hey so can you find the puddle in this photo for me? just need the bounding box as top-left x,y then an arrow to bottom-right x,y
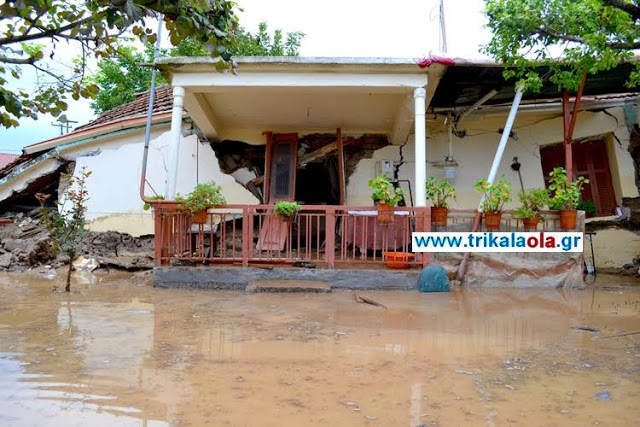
0,272 -> 639,425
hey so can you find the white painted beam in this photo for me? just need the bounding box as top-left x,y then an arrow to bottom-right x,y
414,87 -> 427,207
390,94 -> 414,145
172,72 -> 428,89
184,92 -> 220,140
166,86 -> 185,199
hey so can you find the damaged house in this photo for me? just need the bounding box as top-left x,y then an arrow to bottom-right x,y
0,56 -> 638,286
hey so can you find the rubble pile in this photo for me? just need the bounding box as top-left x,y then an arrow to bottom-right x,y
0,210 -> 154,271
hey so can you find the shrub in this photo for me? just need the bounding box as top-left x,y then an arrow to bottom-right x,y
474,174 -> 512,213
425,176 -> 456,208
368,175 -> 404,206
548,167 -> 589,210
176,182 -> 227,213
274,201 -> 301,218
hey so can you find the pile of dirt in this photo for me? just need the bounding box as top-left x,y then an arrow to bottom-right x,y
0,210 -> 154,271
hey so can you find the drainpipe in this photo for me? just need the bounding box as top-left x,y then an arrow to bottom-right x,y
139,16 -> 164,203
166,86 -> 186,199
455,85 -> 524,282
414,87 -> 427,206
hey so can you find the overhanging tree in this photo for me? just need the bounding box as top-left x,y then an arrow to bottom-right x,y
483,0 -> 640,179
0,0 -> 239,128
90,22 -> 305,115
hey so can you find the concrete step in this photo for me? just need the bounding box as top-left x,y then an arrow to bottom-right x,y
245,279 -> 331,293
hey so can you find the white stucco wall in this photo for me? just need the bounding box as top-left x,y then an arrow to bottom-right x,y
59,125 -> 258,236
346,107 -> 639,208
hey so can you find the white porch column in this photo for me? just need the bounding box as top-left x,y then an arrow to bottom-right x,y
414,87 -> 427,207
166,86 -> 185,199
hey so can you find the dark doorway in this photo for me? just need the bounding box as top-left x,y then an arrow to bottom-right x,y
540,139 -> 617,216
295,157 -> 340,205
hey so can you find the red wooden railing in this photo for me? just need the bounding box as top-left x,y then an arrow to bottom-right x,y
152,203 -> 584,269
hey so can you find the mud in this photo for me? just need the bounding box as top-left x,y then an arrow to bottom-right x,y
1,272 -> 639,426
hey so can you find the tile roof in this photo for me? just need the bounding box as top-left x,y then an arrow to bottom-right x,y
74,86 -> 174,132
0,153 -> 18,169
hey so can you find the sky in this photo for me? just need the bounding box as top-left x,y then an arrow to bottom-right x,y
0,0 -> 491,154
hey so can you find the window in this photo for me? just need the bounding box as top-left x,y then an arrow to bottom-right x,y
540,139 -> 617,216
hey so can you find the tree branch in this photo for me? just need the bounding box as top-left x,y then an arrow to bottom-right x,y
0,55 -> 36,65
536,26 -> 640,50
0,17 -> 93,46
602,0 -> 640,21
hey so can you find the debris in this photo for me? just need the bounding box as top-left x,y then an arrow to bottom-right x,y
593,330 -> 640,340
292,261 -> 316,268
364,415 -> 377,420
570,326 -> 600,333
595,391 -> 611,400
73,256 -> 99,272
341,400 -> 357,407
559,409 -> 571,414
355,294 -> 387,309
505,384 -> 515,390
454,370 -> 476,375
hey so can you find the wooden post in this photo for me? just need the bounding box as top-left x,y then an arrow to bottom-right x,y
154,205 -> 164,266
562,73 -> 587,181
262,131 -> 273,203
562,89 -> 573,180
325,207 -> 336,269
242,206 -> 250,267
336,128 -> 346,205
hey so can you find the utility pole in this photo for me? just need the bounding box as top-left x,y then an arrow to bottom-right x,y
439,0 -> 447,53
51,119 -> 79,135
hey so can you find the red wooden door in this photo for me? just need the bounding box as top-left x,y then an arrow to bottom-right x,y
268,133 -> 298,202
540,140 -> 617,216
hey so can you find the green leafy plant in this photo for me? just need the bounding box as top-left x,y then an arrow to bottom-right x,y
274,201 -> 301,218
143,195 -> 165,211
425,177 -> 456,208
0,0 -> 240,128
36,166 -> 91,292
474,174 -> 512,213
515,188 -> 550,219
577,199 -> 597,216
368,175 -> 404,206
176,182 -> 227,214
548,167 -> 589,210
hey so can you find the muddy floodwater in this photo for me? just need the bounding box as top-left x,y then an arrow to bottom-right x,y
0,273 -> 639,426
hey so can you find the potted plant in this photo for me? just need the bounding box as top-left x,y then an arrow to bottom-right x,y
548,167 -> 589,230
368,175 -> 404,223
425,176 -> 456,226
143,195 -> 165,211
577,199 -> 597,218
474,174 -> 512,231
274,200 -> 301,222
515,188 -> 550,230
175,181 -> 227,224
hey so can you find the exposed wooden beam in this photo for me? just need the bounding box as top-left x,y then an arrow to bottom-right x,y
337,128 -> 346,205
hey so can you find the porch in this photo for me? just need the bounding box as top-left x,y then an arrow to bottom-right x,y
152,204 -> 586,288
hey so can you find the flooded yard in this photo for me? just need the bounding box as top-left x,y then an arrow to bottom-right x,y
0,272 -> 639,426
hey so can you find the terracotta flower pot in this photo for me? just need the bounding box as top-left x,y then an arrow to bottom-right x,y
484,212 -> 502,231
377,202 -> 394,223
559,209 -> 577,230
431,206 -> 449,226
523,215 -> 541,230
191,209 -> 209,224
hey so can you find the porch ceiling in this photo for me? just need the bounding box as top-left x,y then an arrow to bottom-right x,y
160,57 -> 431,144
191,87 -> 409,141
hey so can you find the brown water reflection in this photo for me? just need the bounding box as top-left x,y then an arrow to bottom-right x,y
0,272 -> 639,426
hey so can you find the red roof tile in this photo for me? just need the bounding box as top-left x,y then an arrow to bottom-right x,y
74,86 -> 174,132
0,153 -> 19,169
